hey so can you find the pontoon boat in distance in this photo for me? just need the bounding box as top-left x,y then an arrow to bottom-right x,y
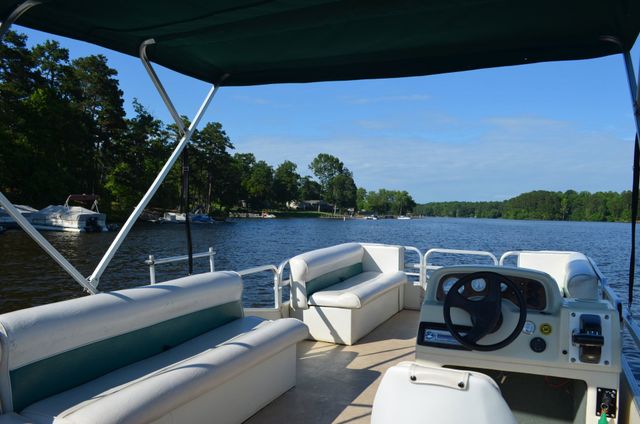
0,204 -> 36,229
30,195 -> 107,232
0,1 -> 639,423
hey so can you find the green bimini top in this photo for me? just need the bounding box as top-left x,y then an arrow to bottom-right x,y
1,0 -> 639,86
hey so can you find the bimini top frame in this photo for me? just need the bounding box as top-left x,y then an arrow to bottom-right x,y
0,0 -> 639,294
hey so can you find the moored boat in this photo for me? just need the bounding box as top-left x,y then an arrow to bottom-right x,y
0,204 -> 37,229
160,212 -> 215,224
29,194 -> 107,233
31,205 -> 108,233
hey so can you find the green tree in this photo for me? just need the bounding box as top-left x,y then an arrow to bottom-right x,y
273,160 -> 300,207
191,122 -> 234,212
309,153 -> 352,195
233,152 -> 256,201
245,160 -> 273,209
325,174 -> 357,213
356,187 -> 368,211
299,176 -> 321,201
69,55 -> 126,191
106,101 -> 172,212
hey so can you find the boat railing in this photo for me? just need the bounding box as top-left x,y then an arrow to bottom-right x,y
600,274 -> 640,405
145,247 -> 216,284
403,246 -> 425,287
423,248 -> 499,282
237,264 -> 281,310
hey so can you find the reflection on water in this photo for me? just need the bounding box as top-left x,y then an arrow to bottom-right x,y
1,218 -> 639,374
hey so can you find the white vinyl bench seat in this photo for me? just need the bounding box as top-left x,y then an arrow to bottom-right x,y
20,316 -> 305,424
308,271 -> 407,309
0,272 -> 308,424
290,243 -> 407,345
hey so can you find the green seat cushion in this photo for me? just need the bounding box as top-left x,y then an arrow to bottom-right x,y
306,263 -> 363,298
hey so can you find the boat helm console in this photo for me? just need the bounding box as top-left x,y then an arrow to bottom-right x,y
414,264 -> 621,423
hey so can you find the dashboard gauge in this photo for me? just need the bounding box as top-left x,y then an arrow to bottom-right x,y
442,278 -> 457,294
471,278 -> 486,292
522,321 -> 536,335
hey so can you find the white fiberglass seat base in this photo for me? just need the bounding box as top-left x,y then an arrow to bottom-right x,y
371,362 -> 516,424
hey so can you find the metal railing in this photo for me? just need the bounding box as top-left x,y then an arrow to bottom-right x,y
404,246 -> 425,287
499,250 -> 530,266
424,248 -> 498,281
237,264 -> 281,310
145,247 -> 215,284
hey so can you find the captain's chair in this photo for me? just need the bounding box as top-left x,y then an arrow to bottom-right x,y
515,251 -> 600,299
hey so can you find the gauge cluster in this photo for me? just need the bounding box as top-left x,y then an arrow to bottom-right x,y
436,273 -> 547,311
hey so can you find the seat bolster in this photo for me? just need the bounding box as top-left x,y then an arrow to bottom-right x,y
1,271 -> 243,372
290,243 -> 364,310
290,243 -> 364,283
21,318 -> 308,424
308,271 -> 407,309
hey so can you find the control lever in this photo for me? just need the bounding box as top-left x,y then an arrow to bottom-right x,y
572,314 -> 603,364
571,333 -> 604,346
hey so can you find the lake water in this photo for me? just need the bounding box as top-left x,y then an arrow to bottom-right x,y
1,217 -> 639,375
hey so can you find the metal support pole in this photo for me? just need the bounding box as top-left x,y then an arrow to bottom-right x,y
208,247 -> 215,272
0,0 -> 40,39
88,45 -> 223,287
148,255 -> 156,284
623,51 -> 640,143
0,192 -> 97,293
139,39 -> 187,134
273,273 -> 281,309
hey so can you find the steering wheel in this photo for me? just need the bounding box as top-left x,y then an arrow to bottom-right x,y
443,271 -> 527,351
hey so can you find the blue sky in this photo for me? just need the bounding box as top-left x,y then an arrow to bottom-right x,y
17,26 -> 640,203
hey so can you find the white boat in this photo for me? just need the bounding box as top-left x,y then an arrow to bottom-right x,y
160,211 -> 186,223
0,2 -> 638,424
397,215 -> 411,220
160,212 -> 215,224
31,205 -> 108,233
0,204 -> 37,229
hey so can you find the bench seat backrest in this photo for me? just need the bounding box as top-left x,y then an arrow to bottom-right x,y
0,271 -> 243,413
517,251 -> 599,299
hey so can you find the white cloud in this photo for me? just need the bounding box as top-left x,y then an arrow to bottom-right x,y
232,114 -> 632,203
343,94 -> 431,105
232,95 -> 271,105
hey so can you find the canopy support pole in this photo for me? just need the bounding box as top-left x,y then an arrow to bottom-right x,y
623,50 -> 640,308
88,40 -> 222,288
0,1 -> 98,295
623,51 -> 640,139
139,39 -> 187,135
0,0 -> 40,39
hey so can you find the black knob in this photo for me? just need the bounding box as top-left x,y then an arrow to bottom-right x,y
530,337 -> 546,353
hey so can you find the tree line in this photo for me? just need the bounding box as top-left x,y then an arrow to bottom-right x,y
415,190 -> 636,222
0,31 -> 418,218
